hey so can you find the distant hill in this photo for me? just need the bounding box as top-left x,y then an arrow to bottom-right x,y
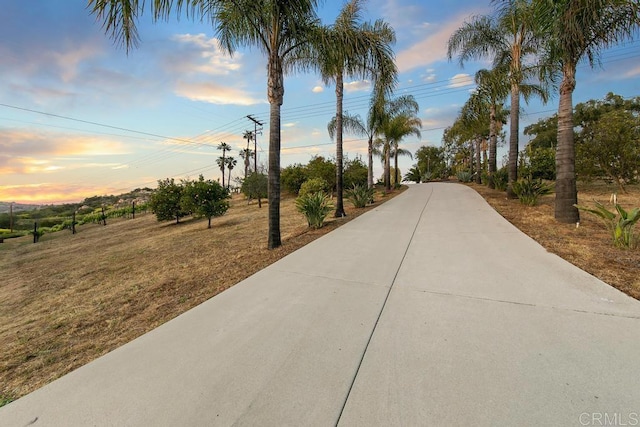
0,202 -> 39,214
0,188 -> 154,214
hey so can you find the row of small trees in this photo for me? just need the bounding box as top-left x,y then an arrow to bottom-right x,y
150,176 -> 230,228
281,155 -> 368,196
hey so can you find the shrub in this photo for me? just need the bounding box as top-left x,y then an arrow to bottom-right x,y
295,192 -> 333,229
511,177 -> 554,206
456,170 -> 472,183
281,164 -> 308,195
492,167 -> 508,191
575,202 -> 640,249
346,184 -> 374,208
299,178 -> 329,198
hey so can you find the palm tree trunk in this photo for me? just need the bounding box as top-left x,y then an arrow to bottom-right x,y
475,138 -> 482,184
506,82 -> 520,198
228,168 -> 232,189
488,104 -> 497,188
267,53 -> 283,249
555,63 -> 579,223
393,146 -> 399,187
221,152 -> 226,189
367,135 -> 374,189
384,143 -> 391,192
334,72 -> 346,217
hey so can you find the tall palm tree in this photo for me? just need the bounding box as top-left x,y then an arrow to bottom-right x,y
239,147 -> 253,179
471,66 -> 510,188
390,144 -> 414,186
374,99 -> 421,191
536,0 -> 640,223
215,156 -> 225,186
447,0 -> 544,197
242,130 -> 253,178
217,142 -> 231,188
226,156 -> 237,189
317,0 -> 396,217
89,0 -> 322,250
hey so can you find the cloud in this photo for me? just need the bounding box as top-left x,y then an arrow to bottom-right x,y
344,80 -> 371,93
623,64 -> 640,78
396,12 -> 485,72
0,182 -> 131,205
448,73 -> 473,88
166,34 -> 243,76
174,81 -> 264,105
0,129 -> 128,174
312,86 -> 324,93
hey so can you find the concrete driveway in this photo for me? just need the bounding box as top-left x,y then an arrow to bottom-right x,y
2,183 -> 639,426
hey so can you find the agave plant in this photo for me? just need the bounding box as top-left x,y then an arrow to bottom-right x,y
575,202 -> 640,249
345,184 -> 374,208
511,177 -> 554,206
295,192 -> 333,229
456,170 -> 472,183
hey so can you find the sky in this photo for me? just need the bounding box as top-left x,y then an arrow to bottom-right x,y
1,0 -> 639,204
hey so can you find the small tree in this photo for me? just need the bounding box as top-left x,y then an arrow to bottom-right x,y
343,156 -> 368,189
150,178 -> 187,224
306,156 -> 337,194
241,172 -> 268,208
181,175 -> 230,229
281,163 -> 309,195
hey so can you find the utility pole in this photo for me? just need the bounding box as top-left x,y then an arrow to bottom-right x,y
247,115 -> 264,174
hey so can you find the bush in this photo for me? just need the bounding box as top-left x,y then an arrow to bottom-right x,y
493,167 -> 508,191
576,202 -> 640,249
456,170 -> 472,183
295,192 -> 333,229
241,172 -> 268,201
345,184 -> 374,208
343,157 -> 368,188
299,178 -> 329,198
281,164 -> 308,195
512,177 -> 553,206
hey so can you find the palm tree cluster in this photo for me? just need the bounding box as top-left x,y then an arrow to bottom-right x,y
89,0 -> 409,248
447,0 -> 639,222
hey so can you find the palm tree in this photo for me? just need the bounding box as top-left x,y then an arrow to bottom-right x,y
327,104 -> 385,190
217,142 -> 231,188
89,0 -> 322,250
390,145 -> 414,187
226,156 -> 237,189
318,0 -> 396,217
447,0 -> 544,197
471,66 -> 510,188
239,147 -> 254,179
536,0 -> 640,223
216,156 -> 225,186
375,95 -> 421,192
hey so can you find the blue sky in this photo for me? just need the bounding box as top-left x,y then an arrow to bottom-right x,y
1,0 -> 639,204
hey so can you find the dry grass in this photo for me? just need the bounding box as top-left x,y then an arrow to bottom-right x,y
0,188 -> 403,403
469,181 -> 640,300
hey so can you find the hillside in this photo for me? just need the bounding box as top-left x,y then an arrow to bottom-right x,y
0,189 -> 401,404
